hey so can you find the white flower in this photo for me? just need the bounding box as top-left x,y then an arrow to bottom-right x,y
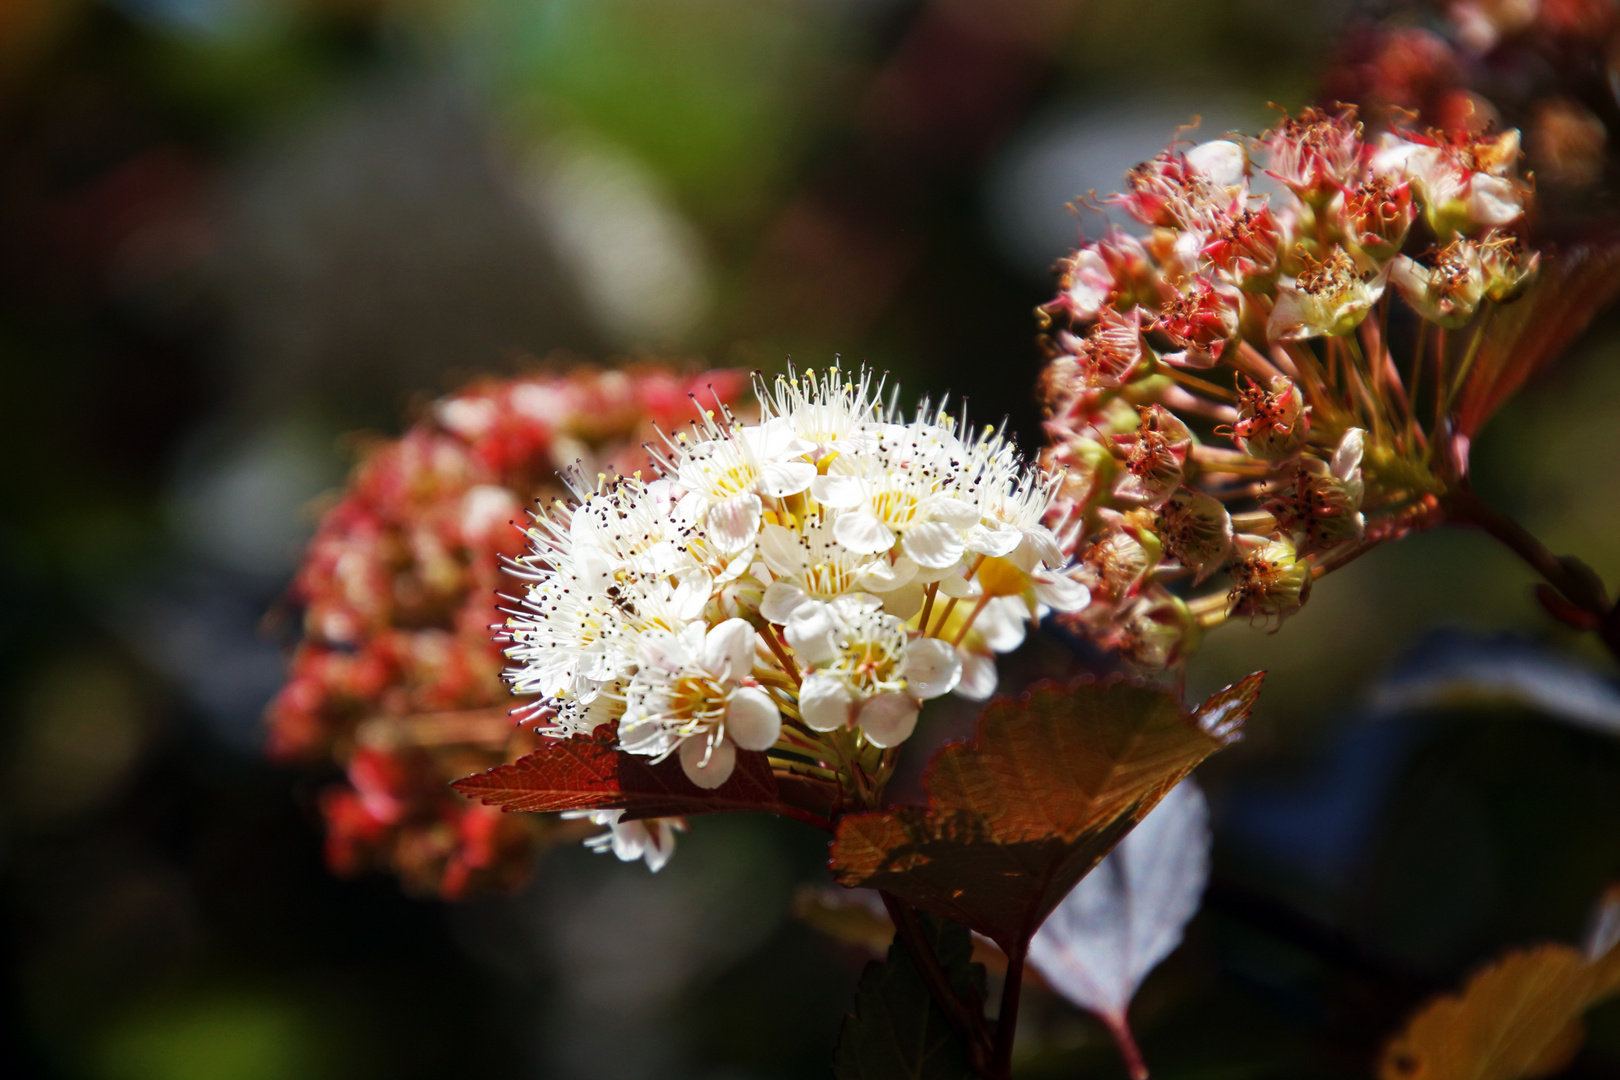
570,810 -> 685,872
620,618 -> 781,788
673,416 -> 817,552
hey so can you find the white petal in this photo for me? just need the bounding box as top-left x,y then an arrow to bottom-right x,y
679,734 -> 736,789
706,494 -> 763,553
608,821 -> 648,864
965,523 -> 1022,557
903,638 -> 962,700
1185,139 -> 1246,186
760,581 -> 810,625
902,520 -> 966,570
672,569 -> 714,620
834,511 -> 895,555
1332,427 -> 1366,481
758,522 -> 802,578
784,601 -> 840,665
1033,572 -> 1091,613
936,571 -> 980,599
1469,174 -> 1524,226
858,692 -> 920,748
642,821 -> 678,873
979,597 -> 1029,653
703,618 -> 757,681
1024,527 -> 1064,570
878,582 -> 926,621
725,687 -> 782,750
931,497 -> 980,529
800,674 -> 854,732
760,458 -> 816,498
811,473 -> 867,509
856,556 -> 918,592
955,652 -> 998,701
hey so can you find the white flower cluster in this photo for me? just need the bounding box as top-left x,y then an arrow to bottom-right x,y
504,366 -> 1089,797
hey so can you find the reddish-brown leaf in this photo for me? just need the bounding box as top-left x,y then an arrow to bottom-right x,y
830,676 -> 1255,953
452,729 -> 787,821
1453,240 -> 1620,441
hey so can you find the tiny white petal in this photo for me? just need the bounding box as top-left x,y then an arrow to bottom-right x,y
955,652 -> 998,701
760,458 -> 817,498
1033,573 -> 1091,613
679,735 -> 737,789
704,618 -> 757,681
810,473 -> 866,508
965,523 -> 1022,557
858,692 -> 920,748
800,674 -> 854,732
835,511 -> 895,555
706,494 -> 763,553
936,572 -> 980,599
856,556 -> 918,592
931,497 -> 980,529
760,581 -> 810,625
784,601 -> 840,665
979,597 -> 1029,653
903,638 -> 962,699
725,687 -> 782,750
877,581 -> 926,621
902,520 -> 966,570
758,522 -> 803,578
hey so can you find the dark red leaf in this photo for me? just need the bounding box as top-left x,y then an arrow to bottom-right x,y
451,729 -> 787,821
829,676 -> 1257,953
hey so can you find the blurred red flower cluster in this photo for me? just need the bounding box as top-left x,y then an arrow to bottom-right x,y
266,363 -> 748,896
1324,0 -> 1620,220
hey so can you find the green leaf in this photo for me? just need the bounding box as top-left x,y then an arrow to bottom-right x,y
833,914 -> 984,1080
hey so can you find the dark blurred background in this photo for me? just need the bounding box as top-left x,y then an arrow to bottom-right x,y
5,1 -> 1620,1077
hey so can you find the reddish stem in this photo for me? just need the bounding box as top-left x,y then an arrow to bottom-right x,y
1102,1011 -> 1150,1080
990,939 -> 1028,1079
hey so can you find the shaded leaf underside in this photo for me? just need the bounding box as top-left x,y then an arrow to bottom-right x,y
833,913 -> 983,1080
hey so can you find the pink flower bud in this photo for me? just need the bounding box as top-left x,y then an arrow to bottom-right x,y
1390,240 -> 1486,328
1344,175 -> 1417,259
1229,376 -> 1310,464
1268,247 -> 1389,341
1261,107 -> 1366,206
1227,534 -> 1312,624
1112,406 -> 1195,508
1155,276 -> 1242,368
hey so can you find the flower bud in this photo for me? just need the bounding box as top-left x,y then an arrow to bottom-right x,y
1058,305 -> 1145,389
1479,230 -> 1540,302
1227,534 -> 1312,623
1044,232 -> 1158,325
1156,487 -> 1234,583
1080,514 -> 1162,605
1344,175 -> 1417,260
1155,276 -> 1242,368
1111,587 -> 1200,670
1269,247 -> 1389,341
1262,107 -> 1365,207
1266,429 -> 1368,553
1371,128 -> 1530,238
1112,405 -> 1195,508
1390,240 -> 1486,328
1231,376 -> 1310,464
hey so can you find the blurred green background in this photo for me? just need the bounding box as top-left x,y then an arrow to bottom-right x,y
4,1 -> 1620,1077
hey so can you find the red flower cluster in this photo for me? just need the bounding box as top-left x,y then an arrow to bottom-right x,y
267,364 -> 748,897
